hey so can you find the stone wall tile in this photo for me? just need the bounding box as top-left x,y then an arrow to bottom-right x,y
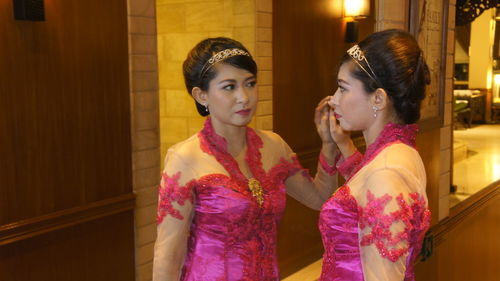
134,130 -> 160,151
136,223 -> 157,246
132,72 -> 159,92
256,0 -> 272,12
129,0 -> 155,17
258,85 -> 272,100
137,242 -> 155,265
256,27 -> 272,42
256,115 -> 273,130
440,148 -> 451,175
132,55 -> 159,72
134,148 -> 161,170
439,172 -> 451,198
134,167 -> 161,191
256,12 -> 272,28
135,110 -> 159,131
136,204 -> 157,227
130,16 -> 157,35
438,195 -> 450,220
256,41 -> 272,57
440,125 -> 451,150
256,57 -> 272,71
256,100 -> 273,116
134,91 -> 159,112
135,185 -> 159,207
131,34 -> 157,54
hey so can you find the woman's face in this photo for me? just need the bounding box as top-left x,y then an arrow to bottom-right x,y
205,63 -> 257,128
330,61 -> 374,131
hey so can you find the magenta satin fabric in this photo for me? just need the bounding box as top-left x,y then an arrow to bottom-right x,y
180,175 -> 286,281
319,185 -> 365,281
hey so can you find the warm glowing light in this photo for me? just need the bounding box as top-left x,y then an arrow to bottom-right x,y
494,74 -> 500,85
491,155 -> 500,182
344,0 -> 369,18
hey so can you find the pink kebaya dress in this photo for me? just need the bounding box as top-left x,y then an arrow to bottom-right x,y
153,118 -> 336,281
318,123 -> 431,281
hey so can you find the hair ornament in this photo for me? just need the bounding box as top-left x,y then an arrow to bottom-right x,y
200,48 -> 251,79
347,45 -> 382,88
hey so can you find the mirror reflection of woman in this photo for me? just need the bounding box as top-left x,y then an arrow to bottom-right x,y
152,37 -> 339,281
316,29 -> 432,281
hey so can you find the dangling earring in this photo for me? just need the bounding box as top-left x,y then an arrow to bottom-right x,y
204,104 -> 209,114
372,106 -> 378,118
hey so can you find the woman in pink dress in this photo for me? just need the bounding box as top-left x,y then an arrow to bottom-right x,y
152,37 -> 339,281
316,29 -> 432,281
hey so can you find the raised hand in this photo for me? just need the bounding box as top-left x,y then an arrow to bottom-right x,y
314,96 -> 335,146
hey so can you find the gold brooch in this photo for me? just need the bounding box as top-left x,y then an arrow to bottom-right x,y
248,178 -> 264,206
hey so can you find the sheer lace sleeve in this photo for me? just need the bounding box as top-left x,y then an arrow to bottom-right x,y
357,168 -> 429,281
153,150 -> 197,281
277,138 -> 339,210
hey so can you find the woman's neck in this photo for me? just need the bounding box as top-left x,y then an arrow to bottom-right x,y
210,118 -> 247,157
363,112 -> 399,146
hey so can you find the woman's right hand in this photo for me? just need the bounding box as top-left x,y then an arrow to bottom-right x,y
315,96 -> 336,146
325,98 -> 357,158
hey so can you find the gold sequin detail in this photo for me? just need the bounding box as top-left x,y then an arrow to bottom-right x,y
248,178 -> 264,206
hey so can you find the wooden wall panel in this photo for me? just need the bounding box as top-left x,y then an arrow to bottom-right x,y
0,0 -> 131,225
0,211 -> 135,281
0,0 -> 135,279
414,186 -> 500,281
272,0 -> 375,276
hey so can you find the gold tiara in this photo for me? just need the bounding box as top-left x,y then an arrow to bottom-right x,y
200,48 -> 251,78
347,45 -> 381,87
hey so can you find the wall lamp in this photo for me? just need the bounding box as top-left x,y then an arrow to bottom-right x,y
344,0 -> 370,43
13,0 -> 45,21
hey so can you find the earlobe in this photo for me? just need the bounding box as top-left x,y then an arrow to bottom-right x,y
192,87 -> 208,105
373,88 -> 389,110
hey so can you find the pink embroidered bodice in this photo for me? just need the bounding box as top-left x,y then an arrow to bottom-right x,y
153,118 -> 336,281
319,123 -> 431,281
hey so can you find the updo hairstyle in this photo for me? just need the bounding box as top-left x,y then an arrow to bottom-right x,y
341,29 -> 431,124
183,37 -> 258,116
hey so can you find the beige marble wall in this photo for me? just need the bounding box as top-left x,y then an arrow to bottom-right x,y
156,0 -> 274,162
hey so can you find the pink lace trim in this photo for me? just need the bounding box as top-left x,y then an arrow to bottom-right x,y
198,117 -> 305,200
359,190 -> 430,262
198,118 -> 266,193
342,123 -> 418,182
337,151 -> 363,179
157,172 -> 194,224
319,152 -> 341,176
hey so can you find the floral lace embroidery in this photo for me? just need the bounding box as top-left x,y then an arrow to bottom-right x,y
359,190 -> 430,262
319,152 -> 341,176
337,151 -> 363,179
157,171 -> 195,224
342,123 -> 418,182
198,118 -> 266,195
198,118 -> 308,202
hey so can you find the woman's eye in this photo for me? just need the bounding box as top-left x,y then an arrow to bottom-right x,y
222,84 -> 235,91
338,86 -> 346,93
246,81 -> 257,88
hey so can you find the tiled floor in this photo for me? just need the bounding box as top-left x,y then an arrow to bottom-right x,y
451,124 -> 500,207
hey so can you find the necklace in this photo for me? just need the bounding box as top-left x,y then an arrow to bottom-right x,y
199,118 -> 266,207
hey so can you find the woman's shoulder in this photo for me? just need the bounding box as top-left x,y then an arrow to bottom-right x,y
362,143 -> 426,191
379,142 -> 424,171
166,133 -> 202,164
253,128 -> 286,145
